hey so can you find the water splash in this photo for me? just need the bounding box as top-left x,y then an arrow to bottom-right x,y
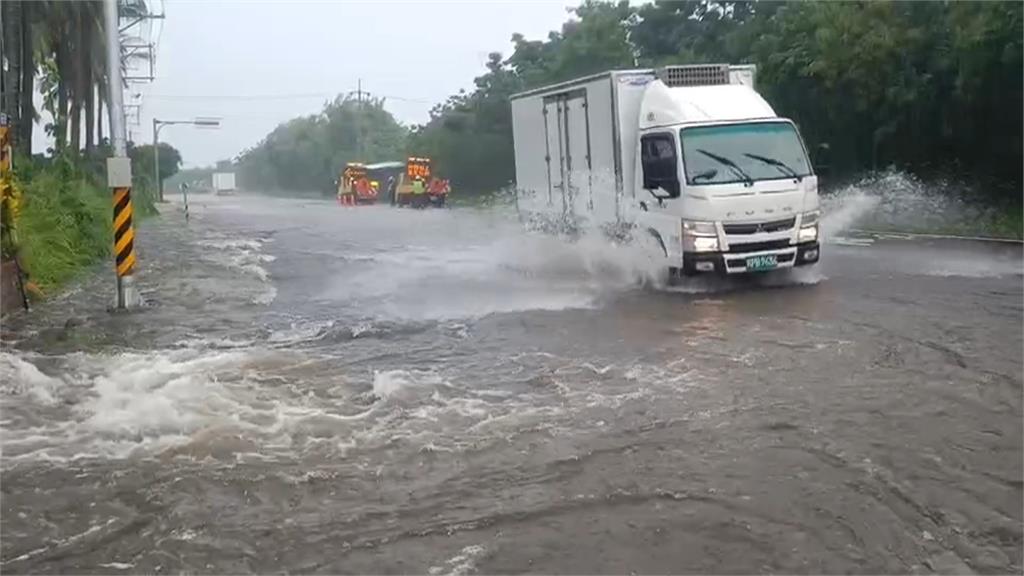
821,169 -> 1019,238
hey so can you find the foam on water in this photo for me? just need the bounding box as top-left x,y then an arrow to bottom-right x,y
198,235 -> 277,304
372,369 -> 446,402
0,335 -> 714,466
429,545 -> 487,576
267,319 -> 335,345
0,348 -> 282,461
0,353 -> 61,405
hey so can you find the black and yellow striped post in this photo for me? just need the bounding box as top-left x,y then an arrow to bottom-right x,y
112,187 -> 136,278
106,156 -> 140,308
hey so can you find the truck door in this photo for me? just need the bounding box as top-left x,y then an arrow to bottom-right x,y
636,132 -> 684,264
563,91 -> 592,215
544,89 -> 591,221
542,99 -> 562,210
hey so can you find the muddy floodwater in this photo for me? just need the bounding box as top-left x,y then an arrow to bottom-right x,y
1,193 -> 1021,574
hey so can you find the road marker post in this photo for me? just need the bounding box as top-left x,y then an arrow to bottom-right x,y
180,182 -> 190,221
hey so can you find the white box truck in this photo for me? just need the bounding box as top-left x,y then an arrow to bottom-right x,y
213,172 -> 236,195
511,64 -> 820,276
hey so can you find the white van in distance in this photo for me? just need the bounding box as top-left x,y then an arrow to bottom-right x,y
510,64 -> 820,277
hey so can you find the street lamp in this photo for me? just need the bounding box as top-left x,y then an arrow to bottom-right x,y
152,118 -> 220,202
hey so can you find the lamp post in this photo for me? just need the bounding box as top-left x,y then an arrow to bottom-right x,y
152,118 -> 220,202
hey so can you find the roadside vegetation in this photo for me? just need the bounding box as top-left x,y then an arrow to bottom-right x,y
1,1 -> 186,297
1,0 -> 189,295
12,153 -> 162,294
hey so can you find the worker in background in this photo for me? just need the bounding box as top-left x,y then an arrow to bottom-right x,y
386,176 -> 396,205
411,176 -> 426,209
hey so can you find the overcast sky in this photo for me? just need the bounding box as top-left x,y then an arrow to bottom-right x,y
117,0 -> 577,168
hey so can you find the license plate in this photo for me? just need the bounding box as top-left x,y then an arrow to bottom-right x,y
745,254 -> 778,271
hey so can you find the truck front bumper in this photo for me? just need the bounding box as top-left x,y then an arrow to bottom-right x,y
680,241 -> 820,275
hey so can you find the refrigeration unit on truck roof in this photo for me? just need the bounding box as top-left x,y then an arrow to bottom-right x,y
510,63 -> 821,278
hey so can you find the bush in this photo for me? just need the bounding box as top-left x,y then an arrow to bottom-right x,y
16,159 -> 115,290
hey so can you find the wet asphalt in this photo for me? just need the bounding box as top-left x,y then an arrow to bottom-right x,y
0,194 -> 1021,574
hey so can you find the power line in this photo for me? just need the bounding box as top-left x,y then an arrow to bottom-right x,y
144,91 -> 434,104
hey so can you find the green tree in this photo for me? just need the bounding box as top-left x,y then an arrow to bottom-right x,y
129,142 -> 183,185
237,96 -> 407,194
410,1 -> 637,194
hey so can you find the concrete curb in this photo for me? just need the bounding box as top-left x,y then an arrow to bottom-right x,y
849,228 -> 1024,244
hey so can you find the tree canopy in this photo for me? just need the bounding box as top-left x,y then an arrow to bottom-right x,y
236,96 -> 407,193
411,0 -> 1021,196
2,0 -> 154,157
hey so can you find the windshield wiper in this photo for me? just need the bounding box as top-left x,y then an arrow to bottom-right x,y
691,168 -> 718,183
743,152 -> 802,182
696,149 -> 753,187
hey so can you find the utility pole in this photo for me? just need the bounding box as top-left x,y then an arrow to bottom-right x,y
104,0 -> 141,309
0,2 -> 5,119
152,117 -> 161,202
357,78 -> 363,160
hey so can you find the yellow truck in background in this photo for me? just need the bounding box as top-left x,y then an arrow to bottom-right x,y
337,162 -> 379,206
367,157 -> 449,208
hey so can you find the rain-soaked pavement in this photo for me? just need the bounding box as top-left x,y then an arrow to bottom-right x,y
1,193 -> 1021,574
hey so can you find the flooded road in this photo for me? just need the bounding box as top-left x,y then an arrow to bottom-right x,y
1,194 -> 1021,574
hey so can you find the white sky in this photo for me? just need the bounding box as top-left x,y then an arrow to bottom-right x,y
85,0 -> 579,168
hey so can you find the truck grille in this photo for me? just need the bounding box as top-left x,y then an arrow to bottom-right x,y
657,65 -> 730,87
726,239 -> 792,254
723,217 -> 795,235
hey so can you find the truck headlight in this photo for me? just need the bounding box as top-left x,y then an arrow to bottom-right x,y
798,224 -> 818,242
798,211 -> 819,242
683,220 -> 719,252
683,220 -> 717,236
689,236 -> 720,252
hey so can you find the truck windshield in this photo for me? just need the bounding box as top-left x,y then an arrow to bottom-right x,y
680,122 -> 811,186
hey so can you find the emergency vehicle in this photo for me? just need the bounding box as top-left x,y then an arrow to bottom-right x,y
337,162 -> 378,205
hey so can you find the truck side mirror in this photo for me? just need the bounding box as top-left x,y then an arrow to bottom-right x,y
654,178 -> 680,198
642,165 -> 680,199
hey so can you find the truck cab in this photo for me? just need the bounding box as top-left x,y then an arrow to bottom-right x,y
633,68 -> 819,275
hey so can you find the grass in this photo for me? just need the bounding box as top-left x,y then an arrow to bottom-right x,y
856,204 -> 1023,240
989,208 -> 1024,240
13,158 -> 158,293
447,188 -> 514,209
